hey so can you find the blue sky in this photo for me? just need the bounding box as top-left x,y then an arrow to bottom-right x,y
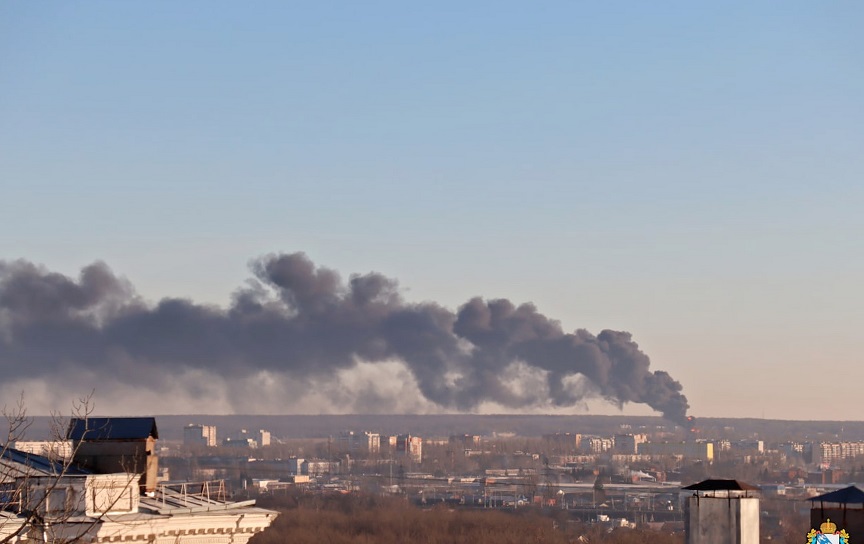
1,2 -> 862,419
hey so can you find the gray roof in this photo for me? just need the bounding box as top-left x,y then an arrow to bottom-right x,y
67,417 -> 159,441
139,486 -> 258,515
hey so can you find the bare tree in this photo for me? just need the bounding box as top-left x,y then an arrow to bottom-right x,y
0,392 -> 139,544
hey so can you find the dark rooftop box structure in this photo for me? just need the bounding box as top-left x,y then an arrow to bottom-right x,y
66,417 -> 159,493
683,479 -> 759,495
809,485 -> 864,537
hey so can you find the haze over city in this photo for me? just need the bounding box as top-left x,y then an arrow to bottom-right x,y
1,2 -> 861,420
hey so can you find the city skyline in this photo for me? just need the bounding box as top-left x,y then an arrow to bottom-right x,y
1,2 -> 862,420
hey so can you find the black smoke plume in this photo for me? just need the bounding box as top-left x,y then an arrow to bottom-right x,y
0,253 -> 689,423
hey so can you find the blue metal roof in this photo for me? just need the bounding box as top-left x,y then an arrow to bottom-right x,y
0,447 -> 90,475
809,486 -> 864,504
66,417 -> 159,441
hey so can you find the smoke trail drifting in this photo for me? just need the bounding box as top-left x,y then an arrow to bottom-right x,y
0,253 -> 688,423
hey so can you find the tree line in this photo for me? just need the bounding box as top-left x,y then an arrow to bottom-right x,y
249,491 -> 684,544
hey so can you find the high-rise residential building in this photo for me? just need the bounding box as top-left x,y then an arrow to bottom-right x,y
583,436 -> 614,454
778,441 -> 813,463
395,434 -> 422,462
184,424 -> 217,447
337,431 -> 380,454
223,428 -> 271,449
614,433 -> 647,454
733,439 -> 764,453
286,457 -> 305,475
542,433 -> 582,452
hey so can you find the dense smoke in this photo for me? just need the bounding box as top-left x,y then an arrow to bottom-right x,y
0,253 -> 688,423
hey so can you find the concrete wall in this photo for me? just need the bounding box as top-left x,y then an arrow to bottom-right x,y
686,495 -> 760,544
26,473 -> 140,517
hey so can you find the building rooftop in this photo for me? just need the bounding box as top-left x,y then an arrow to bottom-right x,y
681,479 -> 759,498
0,446 -> 90,477
683,479 -> 759,493
140,483 -> 258,515
809,485 -> 864,505
67,417 -> 159,440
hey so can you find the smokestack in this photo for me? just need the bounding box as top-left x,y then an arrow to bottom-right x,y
0,253 -> 689,421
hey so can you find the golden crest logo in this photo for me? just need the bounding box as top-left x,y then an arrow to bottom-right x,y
807,519 -> 850,544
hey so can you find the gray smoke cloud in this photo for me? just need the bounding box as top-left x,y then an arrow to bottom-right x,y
0,253 -> 689,424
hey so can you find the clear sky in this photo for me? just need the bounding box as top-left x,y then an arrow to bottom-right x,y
1,2 -> 862,420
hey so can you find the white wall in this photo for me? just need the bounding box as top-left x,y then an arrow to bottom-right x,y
686,495 -> 760,544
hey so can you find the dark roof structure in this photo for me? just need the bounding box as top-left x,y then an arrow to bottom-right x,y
1,447 -> 90,475
683,479 -> 759,492
809,486 -> 864,504
682,480 -> 759,499
66,417 -> 159,441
